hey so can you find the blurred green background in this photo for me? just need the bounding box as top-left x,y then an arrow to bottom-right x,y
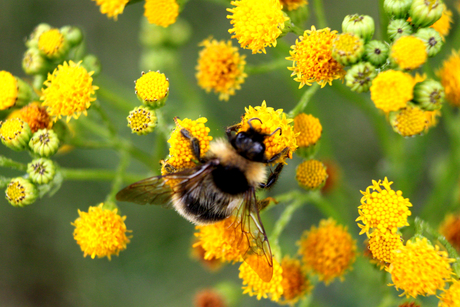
1,0 -> 459,306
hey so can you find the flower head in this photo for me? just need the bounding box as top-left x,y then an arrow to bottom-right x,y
430,8 -> 452,39
342,14 -> 375,42
298,218 -> 356,284
0,118 -> 32,151
364,40 -> 389,67
72,203 -> 131,260
239,257 -> 283,302
135,71 -> 169,108
8,102 -> 51,133
345,62 -> 377,93
144,0 -> 179,27
227,0 -> 289,54
280,256 -> 311,305
357,177 -> 412,236
287,26 -> 346,88
92,0 -> 129,20
391,36 -> 427,70
388,238 -> 454,298
29,129 -> 60,157
238,101 -> 297,164
294,113 -> 322,148
437,50 -> 460,107
331,32 -> 364,66
166,117 -> 213,171
41,61 -> 98,122
0,71 -> 18,110
27,158 -> 56,185
5,177 -> 38,207
196,38 -> 247,101
370,70 -> 415,113
390,105 -> 427,137
368,230 -> 403,264
38,28 -> 68,59
439,213 -> 460,252
279,0 -> 308,11
439,279 -> 460,307
127,106 -> 157,135
296,159 -> 328,190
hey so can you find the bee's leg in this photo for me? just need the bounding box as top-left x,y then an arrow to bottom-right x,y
263,147 -> 289,164
180,128 -> 204,163
225,123 -> 242,139
257,197 -> 278,211
260,163 -> 284,189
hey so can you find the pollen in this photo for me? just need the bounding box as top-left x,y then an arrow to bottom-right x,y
72,203 -> 131,260
238,101 -> 298,164
196,38 -> 247,101
439,279 -> 460,307
227,0 -> 289,54
279,0 -> 308,11
144,0 -> 179,27
388,238 -> 454,298
239,257 -> 284,302
166,117 -> 213,171
357,177 -> 412,236
135,71 -> 169,108
298,218 -> 356,284
392,105 -> 428,137
368,230 -> 403,264
294,113 -> 322,148
193,216 -> 248,263
0,71 -> 18,110
41,61 -> 98,122
296,159 -> 328,190
8,102 -> 51,133
391,36 -> 427,70
430,8 -> 452,39
280,256 -> 311,305
38,29 -> 65,58
127,106 -> 157,135
437,50 -> 460,107
370,70 -> 415,113
92,0 -> 129,20
439,213 -> 460,252
287,26 -> 346,88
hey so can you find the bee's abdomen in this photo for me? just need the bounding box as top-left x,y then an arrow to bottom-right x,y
211,165 -> 250,195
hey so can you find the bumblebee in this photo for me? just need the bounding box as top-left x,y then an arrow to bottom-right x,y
116,118 -> 289,282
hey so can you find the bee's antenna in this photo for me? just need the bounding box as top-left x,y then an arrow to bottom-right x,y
268,127 -> 282,137
247,118 -> 262,129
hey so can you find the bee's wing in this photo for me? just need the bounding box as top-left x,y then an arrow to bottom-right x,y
116,163 -> 213,206
234,189 -> 273,282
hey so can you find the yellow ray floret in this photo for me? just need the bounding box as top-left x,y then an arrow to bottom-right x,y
430,8 -> 452,39
439,279 -> 460,307
92,0 -> 129,20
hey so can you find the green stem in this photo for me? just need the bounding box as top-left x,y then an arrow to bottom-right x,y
0,156 -> 27,171
290,25 -> 305,36
378,0 -> 389,41
105,150 -> 131,204
93,100 -> 117,138
309,190 -> 345,225
97,84 -> 135,113
61,167 -> 144,183
246,58 -> 289,75
288,83 -> 320,117
269,199 -> 304,246
313,0 -> 327,28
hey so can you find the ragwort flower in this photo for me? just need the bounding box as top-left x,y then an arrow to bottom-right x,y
294,113 -> 322,148
5,177 -> 38,207
390,105 -> 428,137
38,28 -> 68,59
296,159 -> 328,190
196,38 -> 247,101
430,8 -> 453,39
144,0 -> 179,27
298,218 -> 356,284
0,71 -> 19,110
41,61 -> 98,122
280,256 -> 311,305
439,279 -> 460,307
8,102 -> 51,133
91,0 -> 129,20
437,50 -> 460,107
370,70 -> 415,113
287,26 -> 346,88
227,0 -> 289,54
388,238 -> 454,298
391,36 -> 427,70
368,230 -> 403,264
135,70 -> 169,108
72,203 -> 131,260
357,177 -> 412,236
0,118 -> 32,151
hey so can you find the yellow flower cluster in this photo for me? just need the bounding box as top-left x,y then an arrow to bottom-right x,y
296,159 -> 328,190
391,105 -> 428,137
279,256 -> 311,305
370,70 -> 415,113
135,71 -> 169,108
91,0 -> 129,20
437,50 -> 460,107
294,113 -> 322,148
0,70 -> 18,110
368,231 -> 403,264
439,279 -> 460,307
391,36 -> 427,70
144,0 -> 179,27
38,28 -> 65,58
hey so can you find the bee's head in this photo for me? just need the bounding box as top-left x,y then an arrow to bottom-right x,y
230,118 -> 281,162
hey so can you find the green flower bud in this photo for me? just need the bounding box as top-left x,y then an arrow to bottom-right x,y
5,177 -> 38,207
27,158 -> 56,185
32,75 -> 46,93
409,0 -> 445,28
364,40 -> 390,67
345,62 -> 377,93
26,23 -> 52,49
331,33 -> 364,66
0,119 -> 32,151
414,28 -> 443,57
22,48 -> 51,75
81,54 -> 101,77
29,129 -> 60,157
413,79 -> 444,111
127,106 -> 157,135
388,19 -> 412,41
60,26 -> 83,47
342,14 -> 375,42
383,0 -> 413,19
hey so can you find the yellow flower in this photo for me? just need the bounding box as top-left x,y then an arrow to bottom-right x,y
430,9 -> 452,39
0,118 -> 32,151
357,177 -> 412,236
439,213 -> 460,252
425,110 -> 441,131
193,216 -> 248,263
391,36 -> 427,70
196,38 -> 247,101
5,177 -> 38,207
368,230 -> 403,264
41,61 -> 98,122
144,0 -> 179,27
391,105 -> 427,137
294,113 -> 322,148
8,102 -> 51,133
238,101 -> 297,164
279,0 -> 308,11
239,257 -> 284,302
92,0 -> 129,20
72,203 -> 131,260
370,70 -> 415,113
439,279 -> 460,307
296,159 -> 328,190
166,117 -> 213,171
298,218 -> 356,284
0,71 -> 18,110
437,50 -> 460,107
279,256 -> 311,305
135,71 -> 169,108
287,26 -> 346,88
126,106 -> 157,135
38,28 -> 67,59
227,0 -> 289,54
388,238 -> 454,298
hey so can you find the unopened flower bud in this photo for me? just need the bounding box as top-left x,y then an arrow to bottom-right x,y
22,48 -> 51,75
409,0 -> 445,28
27,158 -> 56,185
364,40 -> 389,67
383,0 -> 413,19
413,79 -> 444,111
414,28 -> 443,57
5,177 -> 38,207
388,19 -> 412,41
60,26 -> 83,47
26,23 -> 52,49
342,14 -> 375,42
81,54 -> 101,77
29,129 -> 60,157
38,28 -> 70,60
345,62 -> 377,93
0,119 -> 32,151
127,106 -> 157,135
332,33 -> 364,66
